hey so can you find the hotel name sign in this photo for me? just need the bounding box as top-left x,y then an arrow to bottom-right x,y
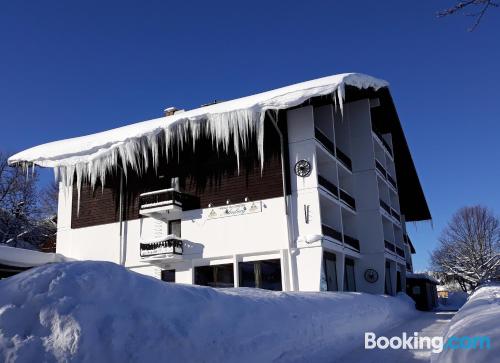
207,201 -> 263,219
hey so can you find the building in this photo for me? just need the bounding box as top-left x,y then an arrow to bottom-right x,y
0,245 -> 67,279
9,73 -> 431,294
406,273 -> 439,311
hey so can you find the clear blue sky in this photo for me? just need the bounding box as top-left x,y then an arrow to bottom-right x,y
1,1 -> 498,271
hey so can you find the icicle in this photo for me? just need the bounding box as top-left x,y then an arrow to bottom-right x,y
33,76 -> 380,217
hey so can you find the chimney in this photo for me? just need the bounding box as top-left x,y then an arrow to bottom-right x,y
164,106 -> 177,116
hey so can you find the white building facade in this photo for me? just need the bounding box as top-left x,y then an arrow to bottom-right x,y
11,73 -> 430,294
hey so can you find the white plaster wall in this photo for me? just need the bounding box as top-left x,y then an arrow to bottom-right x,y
295,246 -> 322,291
56,195 -> 289,271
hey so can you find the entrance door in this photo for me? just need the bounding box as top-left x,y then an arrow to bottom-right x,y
161,269 -> 175,282
323,252 -> 338,291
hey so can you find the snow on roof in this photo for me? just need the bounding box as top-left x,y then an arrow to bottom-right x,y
9,73 -> 386,170
0,245 -> 69,268
8,73 -> 387,209
406,272 -> 440,285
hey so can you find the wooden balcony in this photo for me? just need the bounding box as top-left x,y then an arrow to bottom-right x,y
139,189 -> 199,219
139,236 -> 183,259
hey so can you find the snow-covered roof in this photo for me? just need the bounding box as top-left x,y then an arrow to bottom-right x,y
9,73 -> 387,171
406,273 -> 439,285
0,245 -> 69,268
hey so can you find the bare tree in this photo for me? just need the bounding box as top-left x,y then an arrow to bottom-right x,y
431,205 -> 500,291
438,0 -> 498,31
40,181 -> 59,218
0,152 -> 56,250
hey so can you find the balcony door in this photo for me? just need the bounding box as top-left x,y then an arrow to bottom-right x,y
323,252 -> 338,291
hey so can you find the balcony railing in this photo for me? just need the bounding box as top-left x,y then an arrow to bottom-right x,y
384,240 -> 396,252
387,174 -> 397,189
336,147 -> 352,171
380,199 -> 391,215
344,234 -> 360,251
321,224 -> 360,251
318,174 -> 339,198
340,188 -> 356,211
375,159 -> 387,177
139,189 -> 200,212
315,127 -> 335,155
390,208 -> 401,222
396,246 -> 405,258
373,129 -> 393,157
322,224 -> 342,242
139,237 -> 183,258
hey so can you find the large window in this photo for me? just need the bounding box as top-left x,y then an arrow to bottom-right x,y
323,252 -> 338,291
396,270 -> 402,292
239,259 -> 282,291
169,219 -> 181,237
194,264 -> 234,288
344,258 -> 356,292
385,261 -> 393,295
161,269 -> 175,283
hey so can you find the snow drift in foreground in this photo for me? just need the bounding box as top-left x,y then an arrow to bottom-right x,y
434,284 -> 500,363
0,261 -> 416,363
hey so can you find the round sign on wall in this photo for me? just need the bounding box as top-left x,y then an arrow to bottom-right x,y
364,269 -> 379,283
294,160 -> 312,177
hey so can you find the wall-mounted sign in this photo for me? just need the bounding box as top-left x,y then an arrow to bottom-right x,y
364,268 -> 379,283
294,159 -> 312,177
207,201 -> 262,219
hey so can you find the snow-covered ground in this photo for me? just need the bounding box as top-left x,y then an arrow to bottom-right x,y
342,310 -> 456,363
0,261 -> 417,363
437,291 -> 468,311
433,283 -> 500,363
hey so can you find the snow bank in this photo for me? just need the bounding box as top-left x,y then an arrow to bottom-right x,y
0,245 -> 69,268
434,284 -> 500,363
438,291 -> 468,311
0,261 -> 415,363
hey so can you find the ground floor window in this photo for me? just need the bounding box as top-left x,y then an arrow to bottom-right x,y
385,261 -> 392,295
323,252 -> 338,291
161,269 -> 175,282
344,258 -> 356,292
168,219 -> 181,237
194,263 -> 234,288
238,259 -> 282,291
396,270 -> 402,292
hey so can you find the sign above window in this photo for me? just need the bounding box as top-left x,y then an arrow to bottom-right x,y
207,201 -> 262,220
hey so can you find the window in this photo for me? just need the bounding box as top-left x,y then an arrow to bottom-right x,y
169,219 -> 181,237
323,252 -> 338,291
344,258 -> 356,292
194,264 -> 234,288
161,269 -> 175,282
396,270 -> 402,292
385,261 -> 392,295
239,259 -> 282,291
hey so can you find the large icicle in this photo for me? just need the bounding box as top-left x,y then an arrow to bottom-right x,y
8,73 -> 389,211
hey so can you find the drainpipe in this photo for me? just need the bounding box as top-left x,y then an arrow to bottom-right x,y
117,165 -> 125,266
268,111 -> 298,291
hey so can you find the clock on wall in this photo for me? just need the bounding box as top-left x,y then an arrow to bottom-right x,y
294,160 -> 312,177
364,269 -> 379,283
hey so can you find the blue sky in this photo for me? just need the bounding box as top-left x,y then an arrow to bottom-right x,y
1,1 -> 498,271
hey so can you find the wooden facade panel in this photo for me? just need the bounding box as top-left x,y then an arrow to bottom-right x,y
71,118 -> 287,229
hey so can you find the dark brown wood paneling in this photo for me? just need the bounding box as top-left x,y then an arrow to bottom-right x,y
71,116 -> 287,229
